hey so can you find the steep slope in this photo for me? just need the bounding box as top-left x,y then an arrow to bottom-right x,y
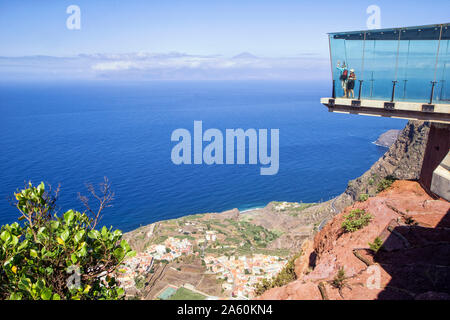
299,121 -> 431,232
332,120 -> 430,214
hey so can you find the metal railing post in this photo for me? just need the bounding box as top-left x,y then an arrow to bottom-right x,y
429,81 -> 437,104
332,80 -> 336,98
358,80 -> 363,100
391,81 -> 398,102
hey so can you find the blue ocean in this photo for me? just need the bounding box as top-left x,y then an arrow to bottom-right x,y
0,81 -> 406,232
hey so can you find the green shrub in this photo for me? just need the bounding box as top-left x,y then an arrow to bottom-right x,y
342,209 -> 372,233
134,276 -> 145,290
368,237 -> 383,253
358,194 -> 369,202
254,252 -> 301,296
331,267 -> 346,289
0,182 -> 135,300
377,175 -> 397,193
368,174 -> 377,186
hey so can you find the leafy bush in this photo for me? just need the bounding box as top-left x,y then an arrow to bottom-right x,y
358,194 -> 369,202
368,174 -> 377,186
368,237 -> 383,253
134,276 -> 146,290
254,252 -> 301,296
342,209 -> 372,233
377,175 -> 397,193
0,181 -> 135,300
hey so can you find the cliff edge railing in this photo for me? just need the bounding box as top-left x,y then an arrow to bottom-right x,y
321,23 -> 450,200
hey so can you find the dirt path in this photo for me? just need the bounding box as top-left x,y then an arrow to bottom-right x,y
318,198 -> 338,231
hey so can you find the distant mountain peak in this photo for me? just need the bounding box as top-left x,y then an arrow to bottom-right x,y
232,52 -> 258,60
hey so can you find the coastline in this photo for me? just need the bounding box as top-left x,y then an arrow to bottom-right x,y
125,127 -> 402,234
121,121 -> 437,300
371,141 -> 389,147
238,205 -> 268,214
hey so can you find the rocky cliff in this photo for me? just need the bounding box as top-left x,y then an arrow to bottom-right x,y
257,120 -> 450,300
245,120 -> 434,264
332,120 -> 430,214
122,120 -> 444,300
258,180 -> 450,300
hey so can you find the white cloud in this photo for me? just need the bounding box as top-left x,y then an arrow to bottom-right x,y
0,52 -> 330,80
92,60 -> 138,71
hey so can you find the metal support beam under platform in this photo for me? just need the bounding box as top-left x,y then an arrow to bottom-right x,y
320,98 -> 450,124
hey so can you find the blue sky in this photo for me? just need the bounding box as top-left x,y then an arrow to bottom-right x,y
1,0 -> 449,57
0,0 -> 449,80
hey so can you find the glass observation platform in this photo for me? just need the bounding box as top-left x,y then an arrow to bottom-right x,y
321,23 -> 450,124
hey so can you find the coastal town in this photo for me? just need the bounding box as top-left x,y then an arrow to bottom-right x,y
203,254 -> 287,299
116,202 -> 325,299
117,232 -> 289,299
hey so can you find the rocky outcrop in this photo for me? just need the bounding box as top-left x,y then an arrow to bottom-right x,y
374,129 -> 401,147
332,121 -> 430,213
258,180 -> 450,300
258,120 -> 449,300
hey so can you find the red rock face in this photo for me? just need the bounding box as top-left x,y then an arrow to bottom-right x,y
258,181 -> 450,300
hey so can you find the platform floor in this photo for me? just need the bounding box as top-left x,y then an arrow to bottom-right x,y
320,97 -> 450,124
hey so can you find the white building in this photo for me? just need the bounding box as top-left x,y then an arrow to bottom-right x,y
205,231 -> 217,242
155,244 -> 166,256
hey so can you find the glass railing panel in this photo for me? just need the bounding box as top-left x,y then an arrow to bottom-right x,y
435,26 -> 449,104
361,32 -> 400,101
329,24 -> 450,105
345,38 -> 364,99
398,26 -> 441,103
360,39 -> 375,100
329,36 -> 349,97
